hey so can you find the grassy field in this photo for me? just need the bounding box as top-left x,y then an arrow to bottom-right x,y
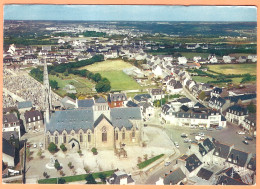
79,59 -> 142,91
137,154 -> 164,169
79,59 -> 134,72
49,74 -> 95,96
192,76 -> 217,83
206,63 -> 257,75
99,71 -> 142,91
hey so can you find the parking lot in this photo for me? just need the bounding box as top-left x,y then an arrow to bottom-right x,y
164,122 -> 256,155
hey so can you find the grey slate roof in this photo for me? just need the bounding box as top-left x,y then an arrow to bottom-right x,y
185,154 -> 202,172
46,109 -> 94,134
18,101 -> 32,109
2,138 -> 15,158
95,97 -> 107,103
212,87 -> 222,94
133,94 -> 151,102
126,101 -> 138,107
224,93 -> 256,103
77,99 -> 94,108
247,156 -> 256,171
202,138 -> 215,152
213,141 -> 232,159
226,149 -> 250,167
227,105 -> 248,116
163,168 -> 186,185
94,114 -> 112,127
108,93 -> 127,102
3,113 -> 19,124
2,131 -> 19,140
107,170 -> 134,184
216,175 -> 247,185
197,168 -> 213,180
110,107 -> 142,129
177,98 -> 191,104
24,110 -> 43,123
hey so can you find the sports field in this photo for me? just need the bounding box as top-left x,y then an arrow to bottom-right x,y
206,63 -> 256,75
80,59 -> 142,91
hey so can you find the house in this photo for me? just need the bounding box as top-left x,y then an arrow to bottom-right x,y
126,101 -> 138,108
138,102 -> 154,120
156,168 -> 187,185
152,65 -> 163,77
149,89 -> 165,101
178,57 -> 187,65
215,167 -> 248,185
166,79 -> 183,94
208,55 -> 218,63
193,56 -> 201,62
242,114 -> 256,137
247,55 -> 257,63
2,113 -> 21,139
107,93 -> 128,108
2,138 -> 15,167
226,148 -> 252,172
211,87 -> 223,98
208,97 -> 231,113
106,170 -> 135,185
64,84 -> 77,94
238,56 -> 247,63
177,98 -> 194,108
177,154 -> 203,177
212,140 -> 234,167
24,110 -> 44,132
133,94 -> 151,104
225,105 -> 248,126
223,56 -> 232,63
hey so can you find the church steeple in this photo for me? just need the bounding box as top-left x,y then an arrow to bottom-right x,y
43,58 -> 52,123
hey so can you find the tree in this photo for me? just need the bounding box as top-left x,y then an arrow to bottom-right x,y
58,178 -> 66,184
60,144 -> 67,152
67,93 -> 76,100
247,102 -> 256,113
98,173 -> 106,183
85,174 -> 97,184
68,162 -> 73,169
198,91 -> 206,100
95,79 -> 111,93
48,142 -> 58,153
54,159 -> 61,170
50,80 -> 58,90
91,147 -> 98,155
93,73 -> 101,82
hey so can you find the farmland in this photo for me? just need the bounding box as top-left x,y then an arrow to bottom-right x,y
206,63 -> 257,75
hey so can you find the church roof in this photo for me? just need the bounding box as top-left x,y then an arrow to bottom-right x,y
94,114 -> 113,127
78,99 -> 94,108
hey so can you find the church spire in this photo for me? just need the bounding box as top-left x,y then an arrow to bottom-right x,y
43,58 -> 52,123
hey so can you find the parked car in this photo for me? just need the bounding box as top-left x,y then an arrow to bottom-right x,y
181,133 -> 188,138
33,143 -> 37,148
237,131 -> 246,135
184,138 -> 189,143
39,142 -> 43,147
164,161 -> 171,166
174,142 -> 179,148
244,136 -> 253,141
207,128 -> 213,131
198,132 -> 205,137
242,140 -> 249,145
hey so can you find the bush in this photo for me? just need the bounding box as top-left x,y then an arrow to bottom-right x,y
68,162 -> 72,169
54,159 -> 61,170
91,148 -> 98,155
48,142 -> 58,153
85,174 -> 97,184
98,173 -> 106,183
78,150 -> 82,155
60,144 -> 67,152
58,178 -> 66,184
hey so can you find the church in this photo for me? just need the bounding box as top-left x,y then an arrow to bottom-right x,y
45,97 -> 143,151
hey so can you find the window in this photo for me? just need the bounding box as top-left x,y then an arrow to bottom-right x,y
102,126 -> 107,142
80,133 -> 83,143
55,134 -> 58,144
115,131 -> 118,140
47,135 -> 50,145
33,117 -> 35,121
88,133 -> 91,142
132,130 -> 135,138
63,133 -> 66,143
122,130 -> 125,140
38,116 -> 40,119
28,118 -> 31,122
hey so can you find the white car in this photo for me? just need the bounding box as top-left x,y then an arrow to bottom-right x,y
39,142 -> 43,147
237,131 -> 246,135
174,142 -> 179,148
33,143 -> 37,148
164,161 -> 171,166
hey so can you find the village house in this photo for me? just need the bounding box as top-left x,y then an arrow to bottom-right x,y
107,93 -> 128,108
149,89 -> 165,101
106,170 -> 135,185
23,110 -> 44,132
2,113 -> 21,139
156,168 -> 187,185
223,56 -> 232,63
212,140 -> 234,167
241,114 -> 256,137
18,101 -> 33,113
225,105 -> 248,126
178,57 -> 188,65
166,79 -> 183,94
138,102 -> 154,120
2,138 -> 16,167
208,97 -> 231,113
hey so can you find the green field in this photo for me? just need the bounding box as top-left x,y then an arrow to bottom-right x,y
49,74 -> 95,96
192,76 -> 217,83
80,59 -> 142,91
206,63 -> 257,75
98,71 -> 142,91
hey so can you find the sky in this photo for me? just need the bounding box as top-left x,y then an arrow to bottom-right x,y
4,5 -> 257,22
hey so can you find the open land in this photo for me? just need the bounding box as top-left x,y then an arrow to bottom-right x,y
206,63 -> 257,75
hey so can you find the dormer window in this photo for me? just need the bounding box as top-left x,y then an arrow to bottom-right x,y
28,118 -> 31,122
33,117 -> 35,121
38,116 -> 40,119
